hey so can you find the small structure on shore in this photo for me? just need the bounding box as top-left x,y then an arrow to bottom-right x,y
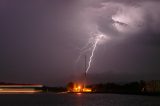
67,55 -> 92,93
144,80 -> 160,93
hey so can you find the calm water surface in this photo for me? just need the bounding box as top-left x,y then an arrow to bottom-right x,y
0,93 -> 160,106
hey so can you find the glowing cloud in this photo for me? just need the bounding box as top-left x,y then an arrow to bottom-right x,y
112,6 -> 145,33
75,1 -> 148,74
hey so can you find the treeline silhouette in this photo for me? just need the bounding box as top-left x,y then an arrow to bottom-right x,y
89,81 -> 143,94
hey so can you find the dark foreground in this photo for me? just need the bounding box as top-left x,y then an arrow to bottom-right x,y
0,93 -> 160,106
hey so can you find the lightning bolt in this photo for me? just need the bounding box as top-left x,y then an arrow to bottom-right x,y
75,30 -> 108,74
86,34 -> 104,73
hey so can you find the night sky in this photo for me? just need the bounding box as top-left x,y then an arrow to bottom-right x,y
1,0 -> 160,86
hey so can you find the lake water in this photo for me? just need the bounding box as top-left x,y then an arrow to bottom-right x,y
0,93 -> 160,106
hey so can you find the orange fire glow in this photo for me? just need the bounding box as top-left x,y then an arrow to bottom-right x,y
68,83 -> 92,93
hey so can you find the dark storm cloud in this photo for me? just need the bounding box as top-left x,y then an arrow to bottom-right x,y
0,0 -> 160,86
79,0 -> 160,82
87,0 -> 160,43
